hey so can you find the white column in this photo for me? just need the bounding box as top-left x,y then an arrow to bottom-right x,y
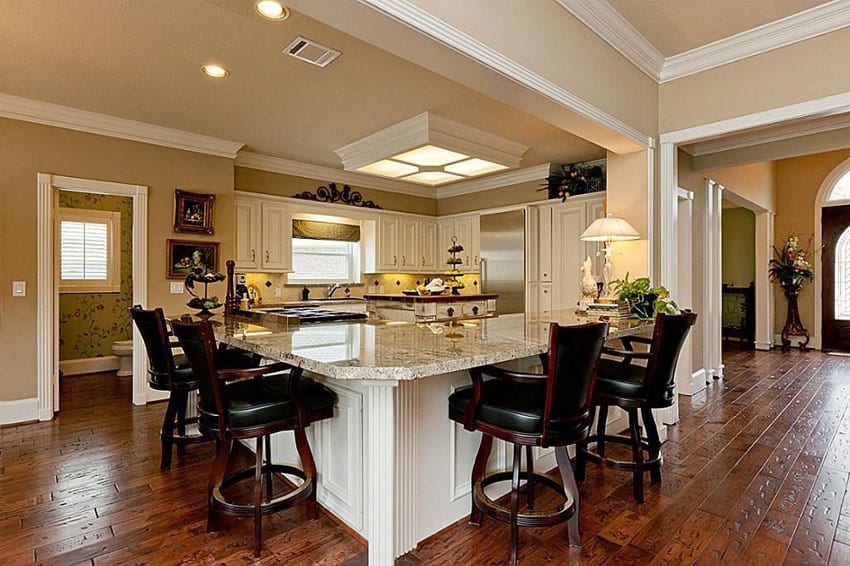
702,180 -> 724,379
362,380 -> 398,566
658,142 -> 678,293
36,173 -> 55,420
394,380 -> 418,557
754,211 -> 775,350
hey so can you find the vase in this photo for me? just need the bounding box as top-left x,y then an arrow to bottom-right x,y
780,286 -> 810,352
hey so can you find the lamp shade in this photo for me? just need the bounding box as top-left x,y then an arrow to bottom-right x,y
579,214 -> 641,242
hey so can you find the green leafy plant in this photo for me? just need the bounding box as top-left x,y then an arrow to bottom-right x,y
611,273 -> 677,319
769,234 -> 814,290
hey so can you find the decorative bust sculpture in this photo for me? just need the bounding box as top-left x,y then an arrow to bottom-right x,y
579,256 -> 598,312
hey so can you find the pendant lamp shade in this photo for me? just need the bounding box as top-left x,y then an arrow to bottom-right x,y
579,214 -> 641,242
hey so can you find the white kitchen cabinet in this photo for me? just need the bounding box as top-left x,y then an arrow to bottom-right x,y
419,219 -> 438,272
539,282 -> 552,315
234,196 -> 292,272
537,207 -> 552,282
438,215 -> 480,273
552,205 -> 587,311
377,215 -> 400,271
399,217 -> 419,270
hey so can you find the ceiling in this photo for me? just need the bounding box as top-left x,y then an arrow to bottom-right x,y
0,0 -> 603,185
607,0 -> 830,56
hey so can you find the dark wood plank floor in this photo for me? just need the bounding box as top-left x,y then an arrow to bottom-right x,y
2,348 -> 848,564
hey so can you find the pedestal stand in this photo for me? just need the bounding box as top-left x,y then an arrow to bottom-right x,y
781,286 -> 810,352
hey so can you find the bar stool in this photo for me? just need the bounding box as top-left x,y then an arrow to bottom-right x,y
576,311 -> 697,503
130,305 -> 259,469
171,318 -> 335,557
449,321 -> 609,565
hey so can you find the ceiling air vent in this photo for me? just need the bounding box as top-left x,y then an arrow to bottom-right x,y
284,36 -> 341,68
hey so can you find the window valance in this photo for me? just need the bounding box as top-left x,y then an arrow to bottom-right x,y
292,219 -> 360,242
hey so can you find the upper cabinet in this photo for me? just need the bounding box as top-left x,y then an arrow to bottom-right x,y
374,214 -> 439,273
234,195 -> 292,273
376,215 -> 400,272
438,215 -> 480,273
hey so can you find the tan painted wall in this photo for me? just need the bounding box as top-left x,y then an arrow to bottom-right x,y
0,118 -> 234,401
606,150 -> 650,279
722,207 -> 756,286
774,148 -> 850,335
660,27 -> 850,133
234,167 -> 437,216
437,180 -> 548,216
706,162 -> 776,212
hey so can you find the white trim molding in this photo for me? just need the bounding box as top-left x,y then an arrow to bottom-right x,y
554,0 -> 850,83
59,356 -> 120,377
0,93 -> 244,158
0,398 -> 39,426
438,163 -> 552,198
358,0 -> 652,150
554,0 -> 664,80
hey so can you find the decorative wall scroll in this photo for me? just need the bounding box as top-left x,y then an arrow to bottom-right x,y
293,182 -> 382,209
174,189 -> 215,234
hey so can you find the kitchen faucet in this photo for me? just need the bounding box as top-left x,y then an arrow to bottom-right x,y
327,283 -> 342,298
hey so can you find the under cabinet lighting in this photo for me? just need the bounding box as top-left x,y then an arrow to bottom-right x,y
256,1 -> 290,20
356,160 -> 418,178
445,158 -> 508,176
201,64 -> 229,78
402,171 -> 464,185
393,145 -> 468,167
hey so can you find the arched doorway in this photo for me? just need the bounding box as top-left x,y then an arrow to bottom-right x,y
815,159 -> 850,350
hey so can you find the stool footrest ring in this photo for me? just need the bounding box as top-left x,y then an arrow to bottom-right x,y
212,464 -> 313,517
578,434 -> 662,472
473,471 -> 575,528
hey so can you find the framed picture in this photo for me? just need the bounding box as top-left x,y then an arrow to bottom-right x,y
173,189 -> 215,234
167,239 -> 219,279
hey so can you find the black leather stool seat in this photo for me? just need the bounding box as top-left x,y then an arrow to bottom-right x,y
449,380 -> 590,438
594,359 -> 647,398
148,350 -> 259,391
199,375 -> 334,432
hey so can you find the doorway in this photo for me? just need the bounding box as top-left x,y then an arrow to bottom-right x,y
822,204 -> 850,351
36,174 -> 148,420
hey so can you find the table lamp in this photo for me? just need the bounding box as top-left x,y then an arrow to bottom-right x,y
579,214 -> 640,300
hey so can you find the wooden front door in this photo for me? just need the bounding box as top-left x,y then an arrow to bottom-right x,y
822,205 -> 850,351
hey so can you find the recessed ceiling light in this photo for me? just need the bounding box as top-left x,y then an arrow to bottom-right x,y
201,64 -> 229,78
255,0 -> 290,20
445,158 -> 509,177
356,160 -> 418,179
393,145 -> 468,167
402,171 -> 465,186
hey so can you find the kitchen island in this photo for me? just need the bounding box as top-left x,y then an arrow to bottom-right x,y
214,311 -> 652,565
364,292 -> 499,323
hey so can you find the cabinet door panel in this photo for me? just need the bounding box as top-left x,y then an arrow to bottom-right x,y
399,218 -> 419,270
551,206 -> 586,311
261,203 -> 291,272
538,207 -> 552,282
234,199 -> 260,270
438,221 -> 454,268
453,217 -> 473,271
420,220 -> 438,272
377,216 -> 399,271
539,283 -> 552,315
586,199 -> 606,279
527,281 -> 539,314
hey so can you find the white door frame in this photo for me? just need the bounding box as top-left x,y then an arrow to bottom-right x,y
37,173 -> 149,419
675,187 -> 701,398
660,93 -> 850,360
813,157 -> 850,350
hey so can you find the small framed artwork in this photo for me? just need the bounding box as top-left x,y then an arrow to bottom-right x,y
167,239 -> 219,279
173,189 -> 215,234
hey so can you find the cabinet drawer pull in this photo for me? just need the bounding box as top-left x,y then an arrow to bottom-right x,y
422,256 -> 425,266
447,307 -> 455,317
393,255 -> 397,265
402,256 -> 406,266
251,249 -> 256,262
265,250 -> 269,262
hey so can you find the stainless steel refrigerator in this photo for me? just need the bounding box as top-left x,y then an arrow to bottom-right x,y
479,209 -> 525,314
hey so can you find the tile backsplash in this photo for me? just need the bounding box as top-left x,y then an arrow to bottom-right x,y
242,272 -> 481,305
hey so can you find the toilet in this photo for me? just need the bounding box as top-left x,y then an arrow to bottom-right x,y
112,339 -> 134,376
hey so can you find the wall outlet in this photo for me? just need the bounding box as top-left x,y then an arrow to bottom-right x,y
12,281 -> 26,297
169,281 -> 184,294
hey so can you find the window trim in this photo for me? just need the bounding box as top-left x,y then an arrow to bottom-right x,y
288,238 -> 361,284
57,207 -> 122,293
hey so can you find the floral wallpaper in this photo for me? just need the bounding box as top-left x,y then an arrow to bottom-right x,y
58,192 -> 133,360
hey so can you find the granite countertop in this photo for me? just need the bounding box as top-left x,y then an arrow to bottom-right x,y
211,310 -> 653,381
364,293 -> 499,303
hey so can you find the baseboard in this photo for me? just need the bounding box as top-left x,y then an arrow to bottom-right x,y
690,368 -> 707,395
0,397 -> 39,426
59,355 -> 119,376
755,341 -> 772,351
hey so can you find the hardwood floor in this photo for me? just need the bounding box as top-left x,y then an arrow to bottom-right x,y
2,348 -> 848,564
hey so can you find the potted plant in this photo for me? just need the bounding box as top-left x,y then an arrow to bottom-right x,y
769,234 -> 815,350
611,273 -> 677,319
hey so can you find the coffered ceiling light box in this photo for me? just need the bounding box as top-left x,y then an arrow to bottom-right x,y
335,112 -> 528,186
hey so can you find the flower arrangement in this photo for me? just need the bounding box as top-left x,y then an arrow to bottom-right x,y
538,163 -> 605,202
185,268 -> 226,315
769,234 -> 814,291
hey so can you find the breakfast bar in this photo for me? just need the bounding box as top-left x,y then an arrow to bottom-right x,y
213,311 -> 651,565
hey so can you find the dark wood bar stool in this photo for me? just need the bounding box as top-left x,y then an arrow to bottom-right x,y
171,318 -> 335,557
130,305 -> 259,469
576,311 -> 697,503
449,321 -> 609,565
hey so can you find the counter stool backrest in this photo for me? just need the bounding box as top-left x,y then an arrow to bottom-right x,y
645,311 -> 698,406
130,305 -> 178,384
544,322 -> 609,439
170,320 -> 225,424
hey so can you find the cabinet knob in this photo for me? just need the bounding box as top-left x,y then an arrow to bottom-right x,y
251,249 -> 255,262
543,289 -> 548,293
447,307 -> 455,317
543,273 -> 548,277
472,306 -> 479,315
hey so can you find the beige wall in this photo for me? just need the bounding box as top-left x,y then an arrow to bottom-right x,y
707,162 -> 776,212
234,167 -> 437,216
437,180 -> 548,216
660,27 -> 850,133
606,150 -> 650,279
0,118 -> 234,401
722,207 -> 756,286
774,148 -> 850,335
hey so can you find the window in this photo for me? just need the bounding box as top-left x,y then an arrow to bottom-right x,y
836,227 -> 850,320
827,171 -> 850,201
289,239 -> 360,283
58,208 -> 121,293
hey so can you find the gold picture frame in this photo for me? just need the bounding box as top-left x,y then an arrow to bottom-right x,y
173,189 -> 215,234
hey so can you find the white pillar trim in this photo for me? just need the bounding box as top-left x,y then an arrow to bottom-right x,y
659,142 -> 677,292
754,211 -> 776,350
37,173 -> 149,420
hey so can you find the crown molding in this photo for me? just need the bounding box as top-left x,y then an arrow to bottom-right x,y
235,151 -> 437,198
554,0 -> 664,81
660,0 -> 850,82
358,0 -> 652,150
0,93 -> 244,158
436,163 -> 552,198
688,112 -> 850,157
